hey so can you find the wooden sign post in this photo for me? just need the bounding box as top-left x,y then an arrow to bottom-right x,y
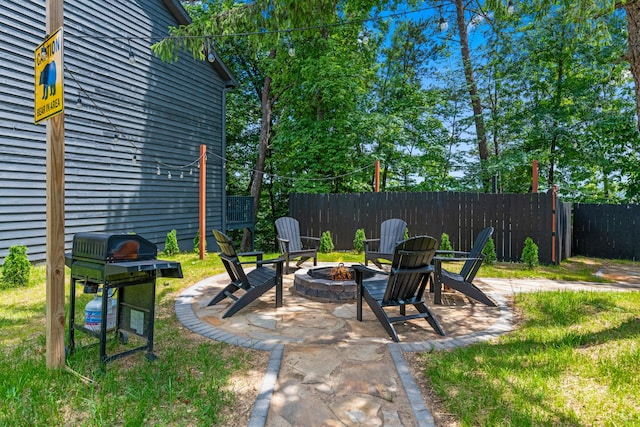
44,0 -> 66,369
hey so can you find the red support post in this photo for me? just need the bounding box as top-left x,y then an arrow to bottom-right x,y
374,160 -> 380,192
199,145 -> 206,260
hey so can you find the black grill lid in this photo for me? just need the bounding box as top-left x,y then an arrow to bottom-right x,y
71,233 -> 158,262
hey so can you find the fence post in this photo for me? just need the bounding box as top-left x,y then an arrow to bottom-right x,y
551,185 -> 558,264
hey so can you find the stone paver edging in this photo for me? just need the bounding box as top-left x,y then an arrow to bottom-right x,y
175,276 -> 514,426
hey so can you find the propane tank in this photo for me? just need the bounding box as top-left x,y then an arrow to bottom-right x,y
84,289 -> 117,331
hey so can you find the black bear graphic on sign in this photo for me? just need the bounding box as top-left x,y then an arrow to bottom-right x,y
38,47 -> 56,100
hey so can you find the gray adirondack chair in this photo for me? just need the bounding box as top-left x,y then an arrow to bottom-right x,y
275,217 -> 319,272
432,227 -> 497,307
364,218 -> 407,269
207,230 -> 284,318
353,235 -> 445,342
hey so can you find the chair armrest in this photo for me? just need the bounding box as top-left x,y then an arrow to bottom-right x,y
352,263 -> 389,283
391,265 -> 434,276
238,251 -> 263,262
300,236 -> 320,248
352,263 -> 386,275
256,257 -> 285,267
363,238 -> 380,251
277,237 -> 290,253
435,250 -> 471,257
433,253 -> 483,263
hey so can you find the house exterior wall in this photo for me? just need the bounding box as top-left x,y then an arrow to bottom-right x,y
0,0 -> 232,263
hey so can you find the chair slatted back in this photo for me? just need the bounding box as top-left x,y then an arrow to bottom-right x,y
379,218 -> 407,254
459,227 -> 494,282
275,217 -> 303,252
213,229 -> 250,289
383,236 -> 438,304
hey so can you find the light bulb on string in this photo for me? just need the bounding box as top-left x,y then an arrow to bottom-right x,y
358,31 -> 369,45
157,166 -> 161,175
206,38 -> 216,63
76,97 -> 83,109
190,168 -> 193,175
113,133 -> 119,143
438,16 -> 448,31
180,171 -> 184,179
507,0 -> 515,14
132,154 -> 137,164
437,6 -> 448,31
167,171 -> 172,179
288,43 -> 295,57
127,38 -> 136,64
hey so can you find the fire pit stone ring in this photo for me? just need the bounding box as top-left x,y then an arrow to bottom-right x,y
292,264 -> 377,302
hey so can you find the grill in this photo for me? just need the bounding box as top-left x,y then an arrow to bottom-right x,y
66,232 -> 183,366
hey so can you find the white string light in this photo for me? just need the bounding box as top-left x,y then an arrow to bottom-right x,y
127,38 -> 136,64
64,6 -> 441,43
206,37 -> 216,62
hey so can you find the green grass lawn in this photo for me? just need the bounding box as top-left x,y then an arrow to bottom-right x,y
416,290 -> 640,426
0,251 -> 638,426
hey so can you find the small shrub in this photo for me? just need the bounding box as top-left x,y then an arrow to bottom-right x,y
1,245 -> 31,289
193,230 -> 206,254
404,227 -> 409,240
482,238 -> 497,265
440,233 -> 453,257
319,231 -> 334,254
164,229 -> 180,256
521,237 -> 539,269
353,229 -> 366,254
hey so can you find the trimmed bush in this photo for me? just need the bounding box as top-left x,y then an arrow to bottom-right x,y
482,237 -> 497,265
164,229 -> 180,256
440,233 -> 453,257
1,245 -> 31,289
319,231 -> 334,254
353,229 -> 366,254
521,237 -> 539,269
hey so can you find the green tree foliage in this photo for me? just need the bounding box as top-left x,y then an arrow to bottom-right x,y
521,237 -> 539,269
353,228 -> 366,254
484,0 -> 640,199
1,245 -> 30,289
164,229 -> 180,256
151,1 -> 640,254
319,231 -> 335,253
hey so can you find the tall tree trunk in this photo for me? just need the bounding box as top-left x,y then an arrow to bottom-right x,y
241,73 -> 273,251
455,0 -> 490,189
549,29 -> 565,187
624,1 -> 640,132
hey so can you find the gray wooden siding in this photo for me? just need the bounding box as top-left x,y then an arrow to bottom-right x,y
1,0 -> 229,263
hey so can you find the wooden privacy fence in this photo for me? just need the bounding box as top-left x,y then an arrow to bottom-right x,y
289,191 -> 570,264
573,203 -> 640,260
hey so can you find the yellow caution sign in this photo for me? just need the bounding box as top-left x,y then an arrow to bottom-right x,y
34,27 -> 64,124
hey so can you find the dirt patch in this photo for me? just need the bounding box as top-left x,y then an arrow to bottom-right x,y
596,262 -> 640,284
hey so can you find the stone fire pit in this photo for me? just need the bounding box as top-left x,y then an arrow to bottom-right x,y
293,264 -> 377,302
